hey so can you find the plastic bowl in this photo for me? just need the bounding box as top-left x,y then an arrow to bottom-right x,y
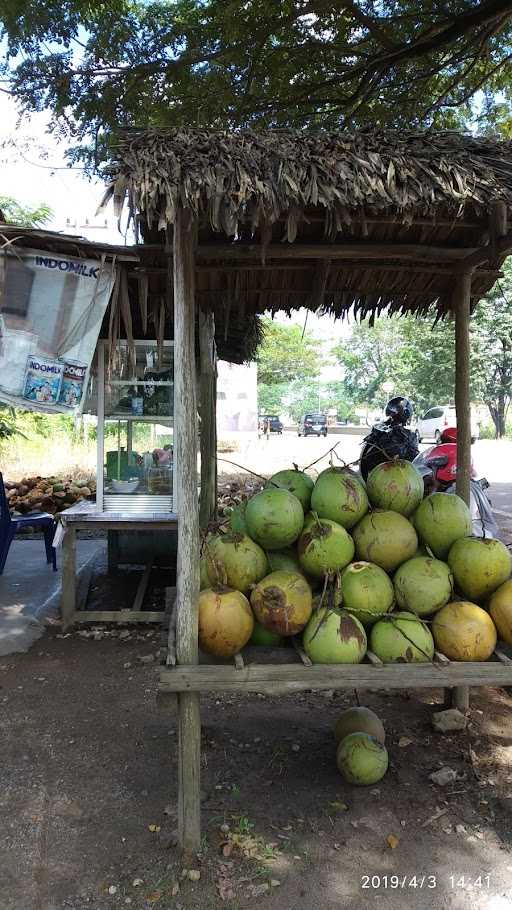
111,478 -> 140,493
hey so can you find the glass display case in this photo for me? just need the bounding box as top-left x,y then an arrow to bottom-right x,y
96,340 -> 175,513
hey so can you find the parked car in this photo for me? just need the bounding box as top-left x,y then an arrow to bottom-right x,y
415,404 -> 480,443
298,413 -> 328,437
259,415 -> 283,434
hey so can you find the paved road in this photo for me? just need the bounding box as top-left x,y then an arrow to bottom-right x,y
225,431 -> 512,501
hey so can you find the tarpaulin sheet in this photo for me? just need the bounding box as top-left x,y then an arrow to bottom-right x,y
0,247 -> 116,414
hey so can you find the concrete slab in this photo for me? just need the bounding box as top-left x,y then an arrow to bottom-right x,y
0,538 -> 105,655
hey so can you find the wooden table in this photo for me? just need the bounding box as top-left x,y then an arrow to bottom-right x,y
57,501 -> 178,629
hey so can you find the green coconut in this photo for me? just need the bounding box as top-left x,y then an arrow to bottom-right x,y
370,611 -> 435,663
413,492 -> 472,560
352,510 -> 418,573
448,537 -> 512,603
251,570 -> 313,636
269,469 -> 314,511
393,556 -> 453,616
206,533 -> 268,595
340,561 -> 395,625
250,621 -> 283,646
334,706 -> 386,745
229,500 -> 249,534
245,488 -> 304,550
310,468 -> 369,529
267,547 -> 302,574
302,608 -> 367,663
298,518 -> 355,578
336,732 -> 389,785
366,459 -> 424,517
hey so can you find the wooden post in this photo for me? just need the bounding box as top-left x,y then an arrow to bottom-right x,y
61,526 -> 76,631
171,211 -> 201,856
454,271 -> 472,506
453,268 -> 472,713
199,308 -> 217,529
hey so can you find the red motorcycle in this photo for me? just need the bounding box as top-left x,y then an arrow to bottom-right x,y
413,427 -> 498,537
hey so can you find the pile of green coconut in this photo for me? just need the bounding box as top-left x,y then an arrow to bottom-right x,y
198,461 -> 512,664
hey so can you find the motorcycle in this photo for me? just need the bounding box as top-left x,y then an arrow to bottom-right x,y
412,428 -> 498,539
360,396 -> 419,481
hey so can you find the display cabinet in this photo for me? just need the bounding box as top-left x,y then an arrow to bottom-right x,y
95,340 -> 175,513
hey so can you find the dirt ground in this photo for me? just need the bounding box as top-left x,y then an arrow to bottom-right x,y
2,626 -> 512,910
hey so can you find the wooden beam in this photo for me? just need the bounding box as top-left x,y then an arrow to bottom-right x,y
172,210 -> 201,857
196,243 -> 479,263
199,308 -> 218,529
159,660 -> 512,695
73,610 -> 165,623
61,526 -> 76,631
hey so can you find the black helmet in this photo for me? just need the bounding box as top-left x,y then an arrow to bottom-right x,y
385,396 -> 413,424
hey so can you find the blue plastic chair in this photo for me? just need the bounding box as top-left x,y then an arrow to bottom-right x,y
0,472 -> 57,574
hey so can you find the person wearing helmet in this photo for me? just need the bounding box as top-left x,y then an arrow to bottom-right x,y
385,396 -> 414,425
359,395 -> 419,479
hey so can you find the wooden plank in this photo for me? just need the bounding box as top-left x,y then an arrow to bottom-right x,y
73,610 -> 165,623
132,561 -> 152,613
198,307 -> 217,528
159,661 -> 512,695
196,242 -> 479,263
61,526 -> 76,631
173,210 -> 201,856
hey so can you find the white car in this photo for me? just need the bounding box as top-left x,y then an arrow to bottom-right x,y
416,405 -> 479,443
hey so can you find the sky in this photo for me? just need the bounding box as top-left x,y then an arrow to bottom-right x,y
0,91 -> 350,375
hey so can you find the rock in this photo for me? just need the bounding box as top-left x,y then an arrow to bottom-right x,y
108,885 -> 118,895
132,879 -> 143,887
455,824 -> 466,834
119,630 -> 131,640
432,709 -> 467,733
291,744 -> 300,752
270,879 -> 281,887
429,767 -> 458,786
188,869 -> 201,882
123,662 -> 132,669
138,654 -> 154,664
219,823 -> 230,834
159,829 -> 178,849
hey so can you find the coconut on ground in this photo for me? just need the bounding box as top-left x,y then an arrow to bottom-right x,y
336,732 -> 389,785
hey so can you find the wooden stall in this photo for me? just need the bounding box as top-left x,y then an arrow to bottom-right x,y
104,128 -> 512,853
0,223 -> 261,628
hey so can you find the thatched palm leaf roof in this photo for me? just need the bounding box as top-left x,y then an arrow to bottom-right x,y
105,128 -> 512,319
106,128 -> 512,233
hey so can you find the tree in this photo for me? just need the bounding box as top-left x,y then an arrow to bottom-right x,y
332,319 -> 411,407
257,381 -> 289,415
0,196 -> 52,227
256,318 -> 323,386
471,267 -> 512,437
2,1 -> 512,170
